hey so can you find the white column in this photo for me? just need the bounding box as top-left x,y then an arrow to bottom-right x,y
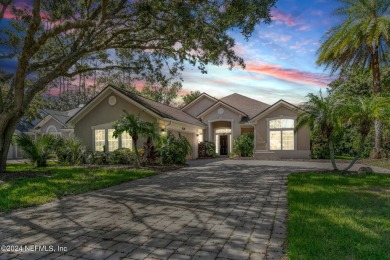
215,134 -> 219,154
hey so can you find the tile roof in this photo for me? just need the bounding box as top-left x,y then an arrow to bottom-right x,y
220,93 -> 270,119
111,86 -> 206,127
43,108 -> 83,127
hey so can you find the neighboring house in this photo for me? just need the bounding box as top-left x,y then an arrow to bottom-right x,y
7,107 -> 83,160
67,85 -> 310,160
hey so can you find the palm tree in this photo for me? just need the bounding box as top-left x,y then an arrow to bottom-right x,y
15,134 -> 56,167
112,111 -> 160,167
296,91 -> 341,170
317,0 -> 390,158
337,95 -> 390,170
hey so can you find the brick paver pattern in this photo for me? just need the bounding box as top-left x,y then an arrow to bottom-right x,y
0,162 -> 309,260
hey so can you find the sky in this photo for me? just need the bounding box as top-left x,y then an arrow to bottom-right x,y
0,0 -> 342,105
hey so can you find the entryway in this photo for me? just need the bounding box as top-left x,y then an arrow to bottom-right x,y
220,135 -> 228,155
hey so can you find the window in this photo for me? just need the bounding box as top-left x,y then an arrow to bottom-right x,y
121,132 -> 132,150
46,125 -> 61,135
108,129 -> 118,152
269,119 -> 295,150
95,129 -> 105,151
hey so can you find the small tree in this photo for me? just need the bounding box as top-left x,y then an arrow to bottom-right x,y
15,134 -> 56,167
296,92 -> 340,170
112,111 -> 159,167
337,95 -> 390,170
233,134 -> 254,157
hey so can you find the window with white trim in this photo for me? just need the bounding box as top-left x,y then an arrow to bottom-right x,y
108,129 -> 118,152
95,129 -> 105,151
121,132 -> 132,150
269,119 -> 295,150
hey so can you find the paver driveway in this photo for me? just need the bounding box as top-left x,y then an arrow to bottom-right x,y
0,161 -> 311,260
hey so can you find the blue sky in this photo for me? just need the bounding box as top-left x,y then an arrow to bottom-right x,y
180,0 -> 342,104
0,0 -> 342,104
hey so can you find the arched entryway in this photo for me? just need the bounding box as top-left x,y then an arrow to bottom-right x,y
209,120 -> 232,155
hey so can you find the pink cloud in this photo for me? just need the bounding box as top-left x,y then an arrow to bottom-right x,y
280,35 -> 292,42
245,61 -> 331,87
298,25 -> 310,31
271,9 -> 297,27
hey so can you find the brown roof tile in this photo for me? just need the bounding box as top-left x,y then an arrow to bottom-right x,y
220,93 -> 270,119
112,86 -> 206,127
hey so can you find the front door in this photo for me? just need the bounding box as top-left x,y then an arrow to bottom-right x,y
220,135 -> 228,155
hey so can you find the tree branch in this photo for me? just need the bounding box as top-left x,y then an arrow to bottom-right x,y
63,65 -> 142,77
0,0 -> 11,22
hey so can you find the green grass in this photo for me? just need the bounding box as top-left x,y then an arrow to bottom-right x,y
335,155 -> 354,160
288,173 -> 390,259
0,164 -> 156,212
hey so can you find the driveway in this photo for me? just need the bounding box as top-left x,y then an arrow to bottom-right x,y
1,161 -> 313,260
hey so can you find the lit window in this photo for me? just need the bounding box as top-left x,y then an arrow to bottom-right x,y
121,132 -> 132,150
269,119 -> 295,150
95,129 -> 105,152
108,129 -> 118,152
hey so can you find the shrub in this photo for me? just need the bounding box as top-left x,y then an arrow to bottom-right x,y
15,134 -> 56,167
233,134 -> 254,157
90,151 -> 109,165
198,141 -> 216,158
109,148 -> 136,165
54,136 -> 87,165
160,132 -> 192,165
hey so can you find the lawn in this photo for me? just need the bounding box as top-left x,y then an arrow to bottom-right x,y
288,173 -> 390,259
0,164 -> 156,212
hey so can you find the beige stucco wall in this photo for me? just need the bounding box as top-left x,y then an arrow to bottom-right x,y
241,127 -> 254,135
39,118 -> 63,134
253,104 -> 310,159
200,104 -> 242,142
183,96 -> 216,117
74,91 -> 157,149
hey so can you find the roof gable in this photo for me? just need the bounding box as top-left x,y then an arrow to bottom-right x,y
181,93 -> 217,111
220,93 -> 270,119
68,85 -> 205,128
197,100 -> 248,118
250,100 -> 300,122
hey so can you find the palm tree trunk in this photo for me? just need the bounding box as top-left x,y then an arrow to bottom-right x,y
329,139 -> 338,171
342,135 -> 366,172
371,49 -> 384,159
132,136 -> 140,167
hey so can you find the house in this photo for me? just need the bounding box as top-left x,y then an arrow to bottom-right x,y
182,92 -> 310,159
67,85 -> 206,158
7,107 -> 83,160
67,85 -> 310,159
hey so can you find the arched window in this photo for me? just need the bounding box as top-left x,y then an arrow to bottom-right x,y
269,119 -> 295,150
46,125 -> 59,135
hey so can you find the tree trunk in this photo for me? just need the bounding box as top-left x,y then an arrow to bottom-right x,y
329,139 -> 338,171
132,136 -> 140,167
371,48 -> 384,159
342,135 -> 366,172
0,116 -> 21,172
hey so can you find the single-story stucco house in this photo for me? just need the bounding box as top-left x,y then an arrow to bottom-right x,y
67,85 -> 310,159
7,107 -> 82,160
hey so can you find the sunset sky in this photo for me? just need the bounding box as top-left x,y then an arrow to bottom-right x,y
0,0 -> 342,104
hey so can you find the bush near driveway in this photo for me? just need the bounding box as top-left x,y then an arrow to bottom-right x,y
198,141 -> 216,158
288,173 -> 390,259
